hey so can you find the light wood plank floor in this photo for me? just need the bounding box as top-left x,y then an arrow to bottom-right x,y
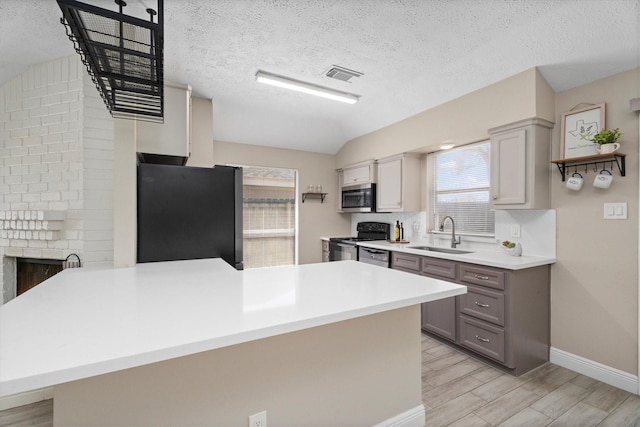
421,334 -> 640,426
2,334 -> 639,426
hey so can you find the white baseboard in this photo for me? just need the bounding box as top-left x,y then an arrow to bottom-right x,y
0,387 -> 53,411
550,347 -> 639,394
374,404 -> 425,427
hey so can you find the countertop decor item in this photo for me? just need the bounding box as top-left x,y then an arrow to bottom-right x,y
501,241 -> 522,257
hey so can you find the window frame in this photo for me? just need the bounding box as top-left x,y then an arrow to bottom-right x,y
234,164 -> 299,268
427,140 -> 495,238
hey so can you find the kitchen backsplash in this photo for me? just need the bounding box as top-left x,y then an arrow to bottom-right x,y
352,209 -> 556,258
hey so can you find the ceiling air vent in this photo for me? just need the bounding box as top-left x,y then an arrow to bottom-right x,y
58,0 -> 164,123
325,66 -> 363,83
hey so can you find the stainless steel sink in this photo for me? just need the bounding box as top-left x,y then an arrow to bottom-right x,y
408,246 -> 474,254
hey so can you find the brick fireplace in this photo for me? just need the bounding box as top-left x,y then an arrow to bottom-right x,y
0,55 -> 115,305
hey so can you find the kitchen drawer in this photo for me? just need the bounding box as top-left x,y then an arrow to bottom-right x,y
421,257 -> 457,281
459,315 -> 506,364
459,264 -> 505,290
459,285 -> 505,326
392,252 -> 420,272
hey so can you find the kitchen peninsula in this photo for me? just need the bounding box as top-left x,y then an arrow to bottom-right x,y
0,258 -> 466,426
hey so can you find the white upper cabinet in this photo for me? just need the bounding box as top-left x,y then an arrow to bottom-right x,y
376,154 -> 422,212
336,169 -> 344,213
489,118 -> 554,210
136,82 -> 192,158
342,161 -> 376,186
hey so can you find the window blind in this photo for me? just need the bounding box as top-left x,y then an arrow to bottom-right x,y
428,141 -> 495,236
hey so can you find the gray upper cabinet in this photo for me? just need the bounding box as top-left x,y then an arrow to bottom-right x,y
489,118 -> 554,209
376,154 -> 422,212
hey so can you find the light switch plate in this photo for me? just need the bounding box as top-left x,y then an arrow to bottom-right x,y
510,224 -> 521,238
604,202 -> 627,219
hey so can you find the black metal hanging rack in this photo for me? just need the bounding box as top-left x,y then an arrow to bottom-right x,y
57,0 -> 164,122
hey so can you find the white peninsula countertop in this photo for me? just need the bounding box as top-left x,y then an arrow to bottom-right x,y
0,258 -> 466,398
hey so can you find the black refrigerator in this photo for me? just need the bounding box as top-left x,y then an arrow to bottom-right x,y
137,163 -> 243,270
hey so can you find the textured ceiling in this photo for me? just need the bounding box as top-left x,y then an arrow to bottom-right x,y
1,0 -> 639,154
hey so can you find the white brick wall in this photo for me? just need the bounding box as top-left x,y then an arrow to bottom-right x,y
0,55 -> 114,304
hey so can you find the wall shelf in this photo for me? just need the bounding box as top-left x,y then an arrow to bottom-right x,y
302,192 -> 327,203
551,153 -> 625,182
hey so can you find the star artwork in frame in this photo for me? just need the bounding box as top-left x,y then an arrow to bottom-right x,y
560,103 -> 605,159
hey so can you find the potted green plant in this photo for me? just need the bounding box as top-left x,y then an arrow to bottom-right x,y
591,128 -> 622,154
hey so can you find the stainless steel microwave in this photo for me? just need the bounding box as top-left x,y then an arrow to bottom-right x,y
341,183 -> 376,212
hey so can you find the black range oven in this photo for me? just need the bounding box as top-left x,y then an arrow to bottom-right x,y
329,222 -> 390,262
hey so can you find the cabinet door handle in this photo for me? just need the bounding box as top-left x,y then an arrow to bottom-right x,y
474,301 -> 489,308
474,274 -> 490,280
475,335 -> 490,343
493,195 -> 498,200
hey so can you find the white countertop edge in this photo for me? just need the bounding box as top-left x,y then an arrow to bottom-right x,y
357,241 -> 555,269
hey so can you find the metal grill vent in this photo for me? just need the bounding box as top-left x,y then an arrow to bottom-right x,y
325,66 -> 363,82
58,0 -> 164,123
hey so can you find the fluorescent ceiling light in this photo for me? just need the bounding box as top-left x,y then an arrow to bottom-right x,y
256,70 -> 360,104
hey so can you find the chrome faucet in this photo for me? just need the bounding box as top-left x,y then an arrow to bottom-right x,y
439,216 -> 461,248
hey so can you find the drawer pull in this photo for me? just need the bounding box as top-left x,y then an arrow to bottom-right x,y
474,301 -> 489,308
474,274 -> 490,280
475,335 -> 490,343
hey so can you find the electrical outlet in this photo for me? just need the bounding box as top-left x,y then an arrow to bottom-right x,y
249,410 -> 267,427
510,224 -> 521,238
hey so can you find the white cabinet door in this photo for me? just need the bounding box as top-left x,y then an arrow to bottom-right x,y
377,157 -> 403,211
343,163 -> 373,185
376,154 -> 422,212
490,129 -> 527,206
136,82 -> 192,157
336,169 -> 344,213
489,118 -> 553,210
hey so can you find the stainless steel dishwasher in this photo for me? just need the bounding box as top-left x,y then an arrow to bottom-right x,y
358,246 -> 390,268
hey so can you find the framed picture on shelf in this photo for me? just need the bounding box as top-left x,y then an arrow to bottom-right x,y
560,103 -> 605,159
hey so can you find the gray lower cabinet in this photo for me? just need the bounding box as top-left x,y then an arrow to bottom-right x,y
392,252 -> 457,342
391,251 -> 550,376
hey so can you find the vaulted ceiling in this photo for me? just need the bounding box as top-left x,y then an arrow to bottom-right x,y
1,0 -> 638,154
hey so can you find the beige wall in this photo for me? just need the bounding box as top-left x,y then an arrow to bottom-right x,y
336,67 -> 552,167
551,68 -> 640,374
113,119 -> 136,268
54,306 -> 423,426
212,141 -> 351,264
